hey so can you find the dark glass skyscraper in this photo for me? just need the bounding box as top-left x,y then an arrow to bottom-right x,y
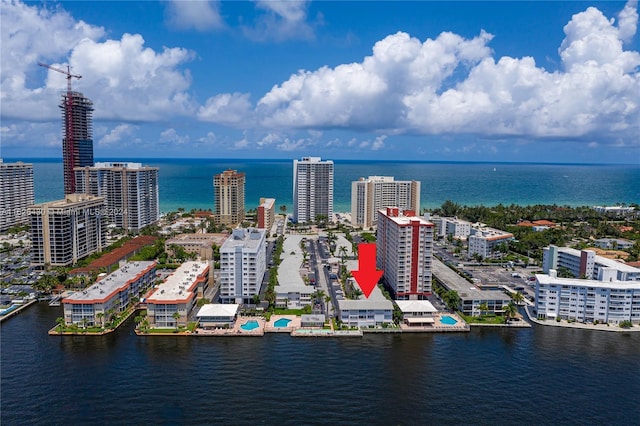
60,91 -> 94,194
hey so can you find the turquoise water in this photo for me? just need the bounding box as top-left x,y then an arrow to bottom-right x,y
15,158 -> 640,213
240,320 -> 259,331
274,318 -> 292,328
440,315 -> 458,325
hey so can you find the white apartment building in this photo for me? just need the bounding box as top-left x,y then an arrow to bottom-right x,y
536,270 -> 640,325
62,261 -> 156,326
377,207 -> 434,300
337,285 -> 393,327
468,227 -> 514,259
28,194 -> 106,267
214,169 -> 245,226
275,235 -> 312,309
146,261 -> 210,328
75,162 -> 159,232
0,160 -> 34,232
542,245 -> 640,281
445,218 -> 472,239
351,176 -> 420,229
293,157 -> 333,223
219,228 -> 266,304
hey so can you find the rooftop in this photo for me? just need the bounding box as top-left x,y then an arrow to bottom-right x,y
556,246 -> 640,273
277,235 -> 311,293
70,236 -> 158,274
63,261 -> 156,303
221,228 -> 266,252
147,261 -> 208,302
432,258 -> 510,302
197,303 -> 239,318
395,300 -> 437,314
537,273 -> 640,290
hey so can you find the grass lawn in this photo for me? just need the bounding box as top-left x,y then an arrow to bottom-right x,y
459,313 -> 506,325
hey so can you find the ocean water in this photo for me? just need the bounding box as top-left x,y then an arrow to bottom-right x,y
15,158 -> 640,213
1,303 -> 639,425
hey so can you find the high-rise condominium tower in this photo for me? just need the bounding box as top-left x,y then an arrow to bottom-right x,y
214,169 -> 246,226
351,176 -> 420,228
293,157 -> 333,223
0,160 -> 34,232
61,91 -> 94,194
75,162 -> 160,232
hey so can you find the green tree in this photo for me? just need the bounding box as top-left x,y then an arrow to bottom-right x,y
172,311 -> 181,329
503,302 -> 517,323
96,312 -> 105,328
265,288 -> 276,310
511,292 -> 525,305
442,290 -> 461,312
478,302 -> 489,317
55,316 -> 66,331
252,294 -> 261,306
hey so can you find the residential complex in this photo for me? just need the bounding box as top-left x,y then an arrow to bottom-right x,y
165,233 -> 229,261
337,285 -> 393,327
62,261 -> 156,326
376,207 -> 434,300
275,235 -> 313,309
432,257 -> 511,316
535,269 -> 640,325
445,218 -> 472,240
60,91 -> 94,194
257,197 -> 276,231
293,157 -> 333,223
145,261 -> 210,328
350,176 -> 420,228
74,162 -> 160,232
468,227 -> 514,259
219,228 -> 266,304
28,194 -> 106,267
0,160 -> 34,232
542,245 -> 640,281
214,169 -> 245,226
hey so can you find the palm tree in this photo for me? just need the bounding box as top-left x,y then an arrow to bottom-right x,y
478,302 -> 489,317
96,312 -> 105,328
55,316 -> 66,331
284,298 -> 289,309
252,294 -> 261,306
503,302 -> 517,323
511,292 -> 525,306
172,311 -> 181,329
339,246 -> 348,262
324,295 -> 332,317
265,288 -> 276,310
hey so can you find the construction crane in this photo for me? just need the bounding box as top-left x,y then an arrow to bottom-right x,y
38,62 -> 83,194
38,62 -> 82,92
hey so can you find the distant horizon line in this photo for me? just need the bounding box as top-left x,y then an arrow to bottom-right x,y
2,157 -> 638,167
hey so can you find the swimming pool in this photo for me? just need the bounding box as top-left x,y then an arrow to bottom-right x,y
440,315 -> 458,325
240,320 -> 259,331
273,318 -> 292,328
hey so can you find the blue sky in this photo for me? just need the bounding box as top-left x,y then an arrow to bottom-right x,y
1,1 -> 639,164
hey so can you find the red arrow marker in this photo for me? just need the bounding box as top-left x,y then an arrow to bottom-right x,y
351,243 -> 384,299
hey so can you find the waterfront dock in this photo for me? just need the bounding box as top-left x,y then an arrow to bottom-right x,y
0,299 -> 37,323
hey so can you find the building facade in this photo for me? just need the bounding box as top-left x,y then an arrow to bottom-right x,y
214,169 -> 245,226
468,227 -> 514,259
60,91 -> 94,194
145,261 -> 210,328
62,261 -> 156,326
0,160 -> 34,232
28,194 -> 106,267
536,270 -> 640,325
445,218 -> 472,239
293,157 -> 333,223
219,228 -> 266,304
165,233 -> 229,261
542,245 -> 640,281
376,207 -> 434,300
74,162 -> 159,232
257,197 -> 276,231
351,176 -> 420,229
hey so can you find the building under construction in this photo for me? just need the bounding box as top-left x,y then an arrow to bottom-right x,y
60,91 -> 94,194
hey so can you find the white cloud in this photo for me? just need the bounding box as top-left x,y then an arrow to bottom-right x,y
165,0 -> 225,32
160,128 -> 189,145
371,135 -> 386,151
618,1 -> 639,43
198,93 -> 253,125
255,4 -> 639,147
1,1 -> 196,123
99,124 -> 136,146
243,0 -> 315,42
197,132 -> 217,144
233,138 -> 249,150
